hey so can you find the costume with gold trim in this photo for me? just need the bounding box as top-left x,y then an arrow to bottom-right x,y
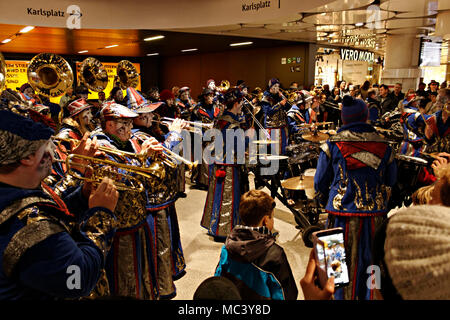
314,122 -> 397,300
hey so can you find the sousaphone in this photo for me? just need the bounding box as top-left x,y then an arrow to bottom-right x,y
27,53 -> 74,98
79,57 -> 108,92
115,60 -> 139,89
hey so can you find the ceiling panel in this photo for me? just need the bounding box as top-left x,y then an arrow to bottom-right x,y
302,10 -> 395,25
386,17 -> 436,29
305,0 -> 374,13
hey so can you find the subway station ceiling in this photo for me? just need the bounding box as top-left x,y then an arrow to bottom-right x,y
0,0 -> 448,58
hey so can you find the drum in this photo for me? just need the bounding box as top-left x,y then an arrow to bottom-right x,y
395,154 -> 428,188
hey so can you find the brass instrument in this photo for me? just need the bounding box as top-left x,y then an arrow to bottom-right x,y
79,57 -> 108,92
115,60 -> 139,89
280,89 -> 298,104
217,80 -> 230,92
161,117 -> 214,130
0,52 -> 5,92
27,53 -> 74,98
52,136 -> 177,169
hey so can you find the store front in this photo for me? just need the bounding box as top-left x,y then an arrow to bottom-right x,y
314,47 -> 382,89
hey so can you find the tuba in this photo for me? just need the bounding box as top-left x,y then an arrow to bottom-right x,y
27,53 -> 73,98
0,52 -> 6,92
79,57 -> 108,92
115,60 -> 139,89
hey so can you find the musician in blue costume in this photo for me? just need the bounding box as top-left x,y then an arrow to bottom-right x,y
424,91 -> 450,153
314,96 -> 397,300
260,78 -> 290,155
190,88 -> 221,189
90,102 -> 163,299
201,88 -> 249,240
0,110 -> 118,299
127,87 -> 187,299
398,95 -> 430,157
176,86 -> 196,120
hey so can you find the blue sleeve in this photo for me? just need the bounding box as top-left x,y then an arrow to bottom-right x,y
16,207 -> 116,299
287,116 -> 300,134
17,231 -> 103,298
314,147 -> 334,206
163,131 -> 182,150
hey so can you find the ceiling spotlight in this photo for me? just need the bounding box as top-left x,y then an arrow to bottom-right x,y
1,39 -> 12,44
78,50 -> 88,54
230,41 -> 253,47
181,48 -> 198,52
19,26 -> 35,33
147,53 -> 159,56
355,22 -> 364,27
105,44 -> 119,48
144,35 -> 165,41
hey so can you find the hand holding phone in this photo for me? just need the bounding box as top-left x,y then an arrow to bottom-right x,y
312,227 -> 350,289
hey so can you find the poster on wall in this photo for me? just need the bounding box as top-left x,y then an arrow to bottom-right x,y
5,60 -> 59,104
76,61 -> 141,100
342,60 -> 368,86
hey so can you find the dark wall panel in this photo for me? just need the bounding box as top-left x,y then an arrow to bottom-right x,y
156,44 -> 310,99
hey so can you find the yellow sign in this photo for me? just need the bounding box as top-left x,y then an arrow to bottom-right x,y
75,61 -> 141,100
5,60 -> 63,104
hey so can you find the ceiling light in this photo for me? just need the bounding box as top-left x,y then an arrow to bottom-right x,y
19,26 -> 35,33
181,48 -> 198,52
78,50 -> 88,53
1,39 -> 11,44
105,44 -> 119,48
147,53 -> 159,56
144,35 -> 165,41
355,22 -> 364,27
230,41 -> 253,47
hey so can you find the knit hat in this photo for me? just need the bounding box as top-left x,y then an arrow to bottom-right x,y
268,78 -> 280,88
0,110 -> 54,165
193,276 -> 241,300
67,98 -> 93,118
341,95 -> 368,124
384,205 -> 450,300
126,87 -> 159,113
159,89 -> 175,101
179,86 -> 190,94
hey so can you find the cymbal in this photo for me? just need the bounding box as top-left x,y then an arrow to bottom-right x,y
281,176 -> 315,190
320,129 -> 336,135
252,140 -> 279,144
302,132 -> 329,142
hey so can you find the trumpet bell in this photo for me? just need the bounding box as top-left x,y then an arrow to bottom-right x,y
27,53 -> 74,98
80,57 -> 108,92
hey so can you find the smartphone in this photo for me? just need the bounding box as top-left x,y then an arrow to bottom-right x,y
313,227 -> 350,289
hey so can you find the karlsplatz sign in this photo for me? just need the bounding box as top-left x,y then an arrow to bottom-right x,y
340,49 -> 375,63
0,0 -> 333,29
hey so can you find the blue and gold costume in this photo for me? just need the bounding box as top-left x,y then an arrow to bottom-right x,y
132,128 -> 186,299
424,109 -> 450,153
314,98 -> 397,300
201,109 -> 249,239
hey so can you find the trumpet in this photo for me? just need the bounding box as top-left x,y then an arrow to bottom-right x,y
52,136 -> 177,170
160,117 -> 214,130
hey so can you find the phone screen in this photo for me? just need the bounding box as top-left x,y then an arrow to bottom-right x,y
318,231 -> 349,287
